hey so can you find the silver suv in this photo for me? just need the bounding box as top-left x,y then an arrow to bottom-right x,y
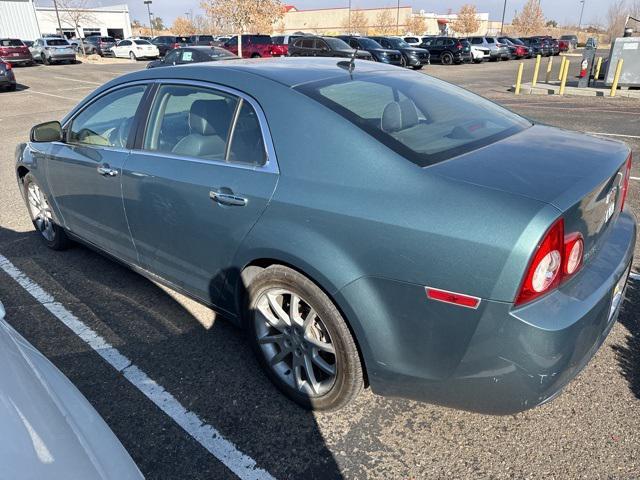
467,36 -> 509,61
32,37 -> 76,65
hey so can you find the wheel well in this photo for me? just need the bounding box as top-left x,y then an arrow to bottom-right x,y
238,258 -> 370,387
17,166 -> 29,184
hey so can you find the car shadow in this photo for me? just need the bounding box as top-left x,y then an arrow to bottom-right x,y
613,275 -> 640,399
0,226 -> 343,479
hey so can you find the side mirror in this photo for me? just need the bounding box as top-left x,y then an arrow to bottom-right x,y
30,121 -> 63,143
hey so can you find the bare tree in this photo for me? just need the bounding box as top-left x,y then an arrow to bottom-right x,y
372,10 -> 395,35
511,0 -> 545,36
54,0 -> 98,55
200,0 -> 284,34
406,15 -> 426,35
450,4 -> 480,36
606,0 -> 629,41
342,9 -> 368,35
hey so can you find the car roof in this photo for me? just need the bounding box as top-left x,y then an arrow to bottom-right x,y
111,57 -> 400,89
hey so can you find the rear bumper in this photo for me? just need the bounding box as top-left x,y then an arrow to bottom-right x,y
337,211 -> 636,414
49,54 -> 76,61
0,56 -> 31,64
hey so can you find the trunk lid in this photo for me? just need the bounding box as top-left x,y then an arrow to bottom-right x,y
431,124 -> 631,264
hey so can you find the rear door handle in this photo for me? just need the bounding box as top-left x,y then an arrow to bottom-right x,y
97,164 -> 118,176
209,189 -> 248,207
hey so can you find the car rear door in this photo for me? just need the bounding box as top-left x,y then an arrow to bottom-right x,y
121,82 -> 279,308
45,83 -> 151,263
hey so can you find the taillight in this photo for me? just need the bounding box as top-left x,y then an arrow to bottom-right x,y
515,218 -> 564,305
5,62 -> 12,70
455,42 -> 462,49
515,218 -> 588,305
620,153 -> 632,212
172,43 -> 181,49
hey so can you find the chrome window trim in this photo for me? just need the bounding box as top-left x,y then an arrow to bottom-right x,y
60,78 -> 280,174
136,78 -> 279,174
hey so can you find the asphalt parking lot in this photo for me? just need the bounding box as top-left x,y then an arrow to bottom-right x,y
1,57 -> 639,479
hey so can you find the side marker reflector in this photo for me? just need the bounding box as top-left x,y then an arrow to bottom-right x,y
425,287 -> 481,309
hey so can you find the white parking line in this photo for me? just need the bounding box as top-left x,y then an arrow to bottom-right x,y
0,254 -> 275,480
585,132 -> 640,140
54,76 -> 102,85
15,90 -> 78,101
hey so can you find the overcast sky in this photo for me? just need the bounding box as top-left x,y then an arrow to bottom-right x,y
91,0 -> 609,27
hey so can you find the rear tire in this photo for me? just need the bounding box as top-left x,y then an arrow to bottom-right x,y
129,51 -> 137,61
41,53 -> 49,65
23,174 -> 71,250
441,52 -> 453,65
245,265 -> 364,411
400,55 -> 407,68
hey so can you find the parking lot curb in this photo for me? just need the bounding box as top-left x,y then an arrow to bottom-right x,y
510,82 -> 640,98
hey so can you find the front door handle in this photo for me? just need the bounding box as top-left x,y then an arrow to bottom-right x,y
97,164 -> 118,176
209,189 -> 247,207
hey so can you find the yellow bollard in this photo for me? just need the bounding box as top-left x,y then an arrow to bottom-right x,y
515,62 -> 524,95
558,57 -> 566,81
545,56 -> 553,83
594,57 -> 602,82
559,59 -> 570,95
610,58 -> 624,97
531,54 -> 541,89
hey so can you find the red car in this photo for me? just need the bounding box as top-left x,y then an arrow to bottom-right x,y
0,39 -> 33,66
223,35 -> 287,58
558,40 -> 570,52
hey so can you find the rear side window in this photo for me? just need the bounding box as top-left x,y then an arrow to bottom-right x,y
301,38 -> 314,48
143,84 -> 266,166
296,73 -> 530,167
272,36 -> 284,44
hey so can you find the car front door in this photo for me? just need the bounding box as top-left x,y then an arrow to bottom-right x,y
44,84 -> 150,262
121,82 -> 279,308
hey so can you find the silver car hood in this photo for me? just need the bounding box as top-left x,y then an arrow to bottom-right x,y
0,304 -> 143,480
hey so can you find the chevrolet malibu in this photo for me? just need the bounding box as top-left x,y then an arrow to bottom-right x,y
15,58 -> 635,413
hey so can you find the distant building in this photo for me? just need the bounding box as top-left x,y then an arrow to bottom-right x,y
279,4 -> 499,36
0,0 -> 131,40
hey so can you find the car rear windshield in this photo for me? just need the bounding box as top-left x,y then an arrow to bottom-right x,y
101,37 -> 115,42
47,39 -> 69,46
1,39 -> 24,46
134,40 -> 151,45
296,72 -> 531,167
197,35 -> 214,42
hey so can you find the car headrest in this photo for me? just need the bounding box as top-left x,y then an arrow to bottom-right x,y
399,98 -> 419,129
381,101 -> 402,133
189,99 -> 230,136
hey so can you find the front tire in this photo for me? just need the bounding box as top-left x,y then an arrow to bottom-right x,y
129,51 -> 137,61
246,265 -> 364,411
23,174 -> 70,250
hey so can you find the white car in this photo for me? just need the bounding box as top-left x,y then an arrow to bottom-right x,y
470,45 -> 490,63
0,302 -> 143,479
111,39 -> 159,60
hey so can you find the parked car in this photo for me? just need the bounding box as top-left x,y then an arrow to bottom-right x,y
586,37 -> 598,49
336,36 -> 402,65
520,37 -> 551,57
497,37 -> 530,59
0,59 -> 16,91
368,36 -> 430,69
288,36 -> 373,60
558,39 -> 570,52
223,34 -> 287,58
502,37 -> 532,58
31,37 -> 76,65
0,302 -> 143,479
271,34 -> 305,55
0,38 -> 33,66
419,36 -> 471,64
188,34 -> 215,46
111,39 -> 159,60
17,57 -> 635,414
532,36 -> 560,56
82,35 -> 117,56
468,44 -> 490,63
466,36 -> 509,61
147,46 -> 236,68
151,35 -> 189,56
560,34 -> 578,49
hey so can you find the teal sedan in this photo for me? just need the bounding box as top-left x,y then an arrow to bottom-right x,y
16,58 -> 635,413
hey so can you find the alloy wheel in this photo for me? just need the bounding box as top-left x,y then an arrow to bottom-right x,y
27,182 -> 55,241
255,288 -> 337,397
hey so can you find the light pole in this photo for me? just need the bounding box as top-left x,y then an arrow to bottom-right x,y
578,0 -> 585,30
52,0 -> 63,37
396,0 -> 400,35
348,0 -> 351,33
500,0 -> 507,35
144,0 -> 154,36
